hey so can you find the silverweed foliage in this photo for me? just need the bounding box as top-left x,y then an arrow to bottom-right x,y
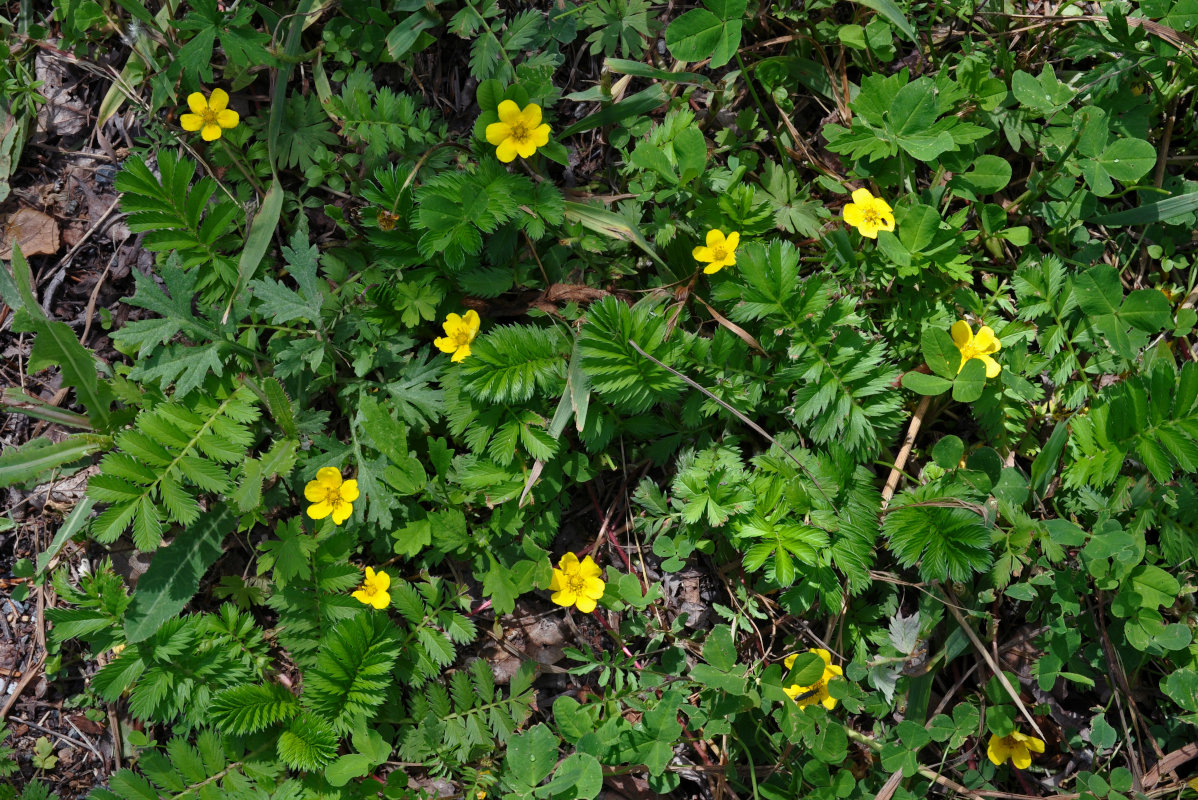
3,0 -> 1198,798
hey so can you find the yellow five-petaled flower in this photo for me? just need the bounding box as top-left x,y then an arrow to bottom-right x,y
549,552 -> 605,613
951,320 -> 1002,379
693,229 -> 740,274
304,467 -> 359,526
180,88 -> 240,142
485,101 -> 551,163
987,730 -> 1045,770
434,310 -> 481,362
842,188 -> 895,239
783,648 -> 844,710
352,566 -> 392,609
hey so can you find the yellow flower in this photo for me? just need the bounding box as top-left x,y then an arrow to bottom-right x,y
180,89 -> 239,142
352,566 -> 392,609
549,552 -> 605,613
842,188 -> 895,239
782,648 -> 844,710
692,229 -> 740,274
951,320 -> 1002,379
485,101 -> 551,163
987,730 -> 1045,769
434,310 -> 481,362
304,467 -> 359,525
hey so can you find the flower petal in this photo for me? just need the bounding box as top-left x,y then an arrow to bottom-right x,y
973,326 -> 1000,354
574,594 -> 598,613
1023,735 -> 1045,754
521,103 -> 542,128
201,124 -> 223,141
180,113 -> 204,132
703,262 -> 725,275
812,648 -> 832,665
316,467 -> 343,488
515,137 -> 539,159
352,589 -> 373,605
693,246 -> 714,262
981,355 -> 1002,379
331,502 -> 353,525
340,479 -> 360,502
724,231 -> 740,251
951,320 -> 973,348
581,576 -> 605,600
870,196 -> 893,215
1010,745 -> 1032,770
463,310 -> 481,334
987,735 -> 1011,767
550,588 -> 577,608
877,211 -> 896,232
549,569 -> 563,591
375,570 -> 392,590
208,88 -> 229,112
495,137 -> 519,163
851,187 -> 875,206
559,552 -> 580,572
304,480 -> 326,502
434,336 -> 458,354
365,566 -> 376,582
216,108 -> 239,129
821,694 -> 838,710
579,556 -> 602,579
531,123 -> 551,146
706,229 -> 725,249
783,654 -> 797,670
497,100 -> 522,126
371,591 -> 390,609
307,500 -> 332,520
187,92 -> 208,114
451,344 -> 471,362
858,220 -> 880,239
842,203 -> 864,227
485,122 -> 511,146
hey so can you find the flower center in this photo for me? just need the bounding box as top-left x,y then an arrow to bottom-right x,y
323,486 -> 345,511
565,573 -> 586,594
509,122 -> 529,143
960,342 -> 983,361
200,108 -> 220,127
452,328 -> 473,347
862,209 -> 881,225
362,583 -> 377,597
711,246 -> 728,261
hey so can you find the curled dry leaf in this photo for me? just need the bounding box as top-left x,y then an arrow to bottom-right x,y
0,206 -> 61,258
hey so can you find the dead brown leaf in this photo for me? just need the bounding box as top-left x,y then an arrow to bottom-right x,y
0,206 -> 61,258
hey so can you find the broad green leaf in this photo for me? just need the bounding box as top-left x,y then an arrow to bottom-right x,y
951,357 -> 987,403
949,155 -> 1012,198
899,204 -> 941,253
921,326 -> 960,379
703,625 -> 738,671
664,9 -> 725,63
1099,138 -> 1157,182
901,371 -> 953,395
1073,265 -> 1123,317
123,506 -> 234,642
1090,189 -> 1198,226
1120,289 -> 1173,332
504,723 -> 558,790
557,86 -> 668,138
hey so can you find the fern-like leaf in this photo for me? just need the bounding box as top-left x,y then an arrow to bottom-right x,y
87,383 -> 259,549
578,296 -> 686,413
276,713 -> 338,771
460,324 -> 570,403
210,683 -> 301,735
301,613 -> 401,733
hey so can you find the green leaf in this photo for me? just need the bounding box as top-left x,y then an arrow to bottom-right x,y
557,86 -> 669,139
901,371 -> 952,395
932,436 -> 964,470
0,434 -> 109,489
851,0 -> 917,42
1099,138 -> 1157,182
949,155 -> 1012,198
952,357 -> 987,403
703,625 -> 738,671
123,506 -> 234,642
1073,264 -> 1123,317
664,9 -> 725,62
921,326 -> 960,379
1089,189 -> 1198,226
224,176 -> 284,324
1120,289 -> 1173,332
504,723 -> 558,791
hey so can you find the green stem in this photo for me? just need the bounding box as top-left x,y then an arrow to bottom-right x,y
735,51 -> 788,165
